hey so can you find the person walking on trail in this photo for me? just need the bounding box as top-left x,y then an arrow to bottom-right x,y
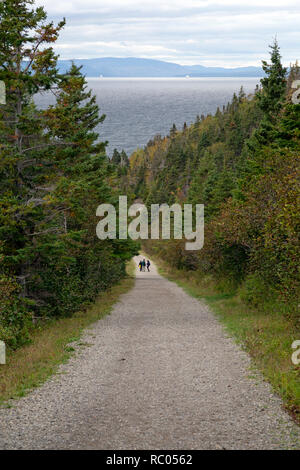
147,260 -> 151,272
142,259 -> 146,272
138,260 -> 143,272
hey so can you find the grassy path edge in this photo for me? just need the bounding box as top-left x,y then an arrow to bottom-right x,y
144,252 -> 300,425
0,260 -> 136,407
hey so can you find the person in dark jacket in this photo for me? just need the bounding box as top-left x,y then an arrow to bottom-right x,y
147,260 -> 151,272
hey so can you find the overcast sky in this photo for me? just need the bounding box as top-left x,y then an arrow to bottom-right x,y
35,0 -> 300,67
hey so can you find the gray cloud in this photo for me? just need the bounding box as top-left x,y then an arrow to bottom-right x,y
35,0 -> 300,66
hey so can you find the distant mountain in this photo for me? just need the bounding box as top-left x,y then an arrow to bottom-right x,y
56,57 -> 263,77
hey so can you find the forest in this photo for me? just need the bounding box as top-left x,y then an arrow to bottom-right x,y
126,42 -> 300,320
0,0 -> 138,349
0,0 -> 299,361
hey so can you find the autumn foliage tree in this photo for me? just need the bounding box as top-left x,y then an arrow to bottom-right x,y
128,41 -> 300,312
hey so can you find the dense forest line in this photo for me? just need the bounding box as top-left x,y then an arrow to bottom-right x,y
126,42 -> 300,317
0,0 -> 138,349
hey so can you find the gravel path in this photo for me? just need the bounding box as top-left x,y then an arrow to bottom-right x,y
0,257 -> 299,450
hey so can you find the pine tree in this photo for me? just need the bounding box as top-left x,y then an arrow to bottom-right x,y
258,39 -> 287,121
243,40 -> 288,161
120,150 -> 129,167
170,123 -> 177,138
0,0 -> 65,343
0,0 -> 65,287
40,63 -> 136,315
0,0 -> 65,153
111,149 -> 121,165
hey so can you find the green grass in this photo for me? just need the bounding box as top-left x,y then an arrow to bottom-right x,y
0,260 -> 136,406
147,253 -> 300,425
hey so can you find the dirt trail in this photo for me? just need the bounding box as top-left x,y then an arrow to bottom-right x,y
0,256 -> 299,449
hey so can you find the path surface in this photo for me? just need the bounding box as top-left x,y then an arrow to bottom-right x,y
0,257 -> 299,450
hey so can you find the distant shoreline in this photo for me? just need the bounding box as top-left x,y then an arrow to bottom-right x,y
85,76 -> 263,80
56,57 -> 264,78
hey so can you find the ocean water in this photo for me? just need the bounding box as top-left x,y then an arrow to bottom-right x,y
35,77 -> 261,156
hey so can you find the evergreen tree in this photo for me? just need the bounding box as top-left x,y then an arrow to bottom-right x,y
120,150 -> 129,167
0,0 -> 65,287
258,39 -> 287,121
170,123 -> 177,138
112,149 -> 121,165
39,63 -> 134,315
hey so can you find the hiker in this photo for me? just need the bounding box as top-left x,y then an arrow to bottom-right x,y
138,260 -> 143,271
142,259 -> 146,272
147,260 -> 151,272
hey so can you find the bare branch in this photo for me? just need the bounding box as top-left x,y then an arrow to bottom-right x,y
28,227 -> 62,237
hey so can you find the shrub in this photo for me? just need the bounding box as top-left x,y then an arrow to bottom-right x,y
0,276 -> 32,349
